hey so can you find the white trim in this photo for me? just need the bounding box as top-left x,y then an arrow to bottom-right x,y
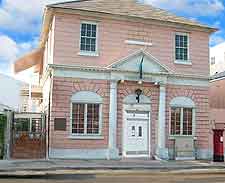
169,96 -> 196,137
68,135 -> 104,139
175,157 -> 195,160
52,67 -> 209,87
79,20 -> 99,57
14,113 -> 43,119
122,104 -> 151,158
78,51 -> 99,57
210,76 -> 225,82
108,80 -> 119,159
174,60 -> 192,65
70,91 -> 103,137
174,32 -> 191,64
49,64 -> 209,87
157,85 -> 167,157
108,49 -> 173,73
71,91 -> 103,103
167,76 -> 209,87
170,96 -> 195,108
49,63 -> 209,79
125,40 -> 153,46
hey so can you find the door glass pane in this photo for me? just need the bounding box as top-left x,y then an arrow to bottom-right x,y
171,108 -> 181,135
131,126 -> 135,137
183,108 -> 192,135
138,126 -> 142,137
87,104 -> 99,134
72,104 -> 85,134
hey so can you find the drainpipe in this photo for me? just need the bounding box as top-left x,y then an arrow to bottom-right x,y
47,70 -> 52,160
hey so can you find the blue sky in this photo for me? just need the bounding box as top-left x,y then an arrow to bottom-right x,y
0,0 -> 224,81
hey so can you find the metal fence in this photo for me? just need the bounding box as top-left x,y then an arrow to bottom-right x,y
11,112 -> 46,159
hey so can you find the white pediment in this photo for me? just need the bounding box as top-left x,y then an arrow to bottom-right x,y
108,50 -> 172,74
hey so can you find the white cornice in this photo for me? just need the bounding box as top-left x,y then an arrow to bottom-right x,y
107,49 -> 174,74
48,63 -> 209,81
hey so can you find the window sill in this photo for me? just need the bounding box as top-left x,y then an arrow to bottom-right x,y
174,60 -> 192,65
78,51 -> 99,57
169,135 -> 195,140
68,135 -> 104,140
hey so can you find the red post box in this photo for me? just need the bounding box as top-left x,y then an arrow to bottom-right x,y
213,129 -> 224,162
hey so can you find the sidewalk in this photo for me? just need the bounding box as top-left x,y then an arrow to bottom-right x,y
0,159 -> 225,173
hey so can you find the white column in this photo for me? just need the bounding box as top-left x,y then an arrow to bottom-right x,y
108,80 -> 119,159
157,84 -> 168,159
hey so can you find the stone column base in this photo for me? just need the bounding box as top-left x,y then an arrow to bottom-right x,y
107,148 -> 120,160
156,147 -> 169,160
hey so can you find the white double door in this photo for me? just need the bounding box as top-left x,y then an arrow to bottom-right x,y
124,110 -> 150,157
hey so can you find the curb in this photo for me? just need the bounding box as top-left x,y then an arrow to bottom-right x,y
0,167 -> 225,178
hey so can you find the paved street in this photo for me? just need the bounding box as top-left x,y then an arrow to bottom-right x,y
1,172 -> 225,183
0,159 -> 225,183
0,159 -> 223,171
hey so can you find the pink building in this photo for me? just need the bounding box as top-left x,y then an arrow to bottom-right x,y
15,0 -> 216,160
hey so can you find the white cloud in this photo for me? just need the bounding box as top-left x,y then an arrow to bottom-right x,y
0,0 -> 64,82
144,0 -> 224,17
0,0 -> 63,32
0,34 -> 37,78
0,35 -> 19,61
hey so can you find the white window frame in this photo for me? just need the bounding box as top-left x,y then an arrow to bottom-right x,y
69,91 -> 103,139
78,21 -> 99,57
174,32 -> 191,65
169,97 -> 195,137
170,107 -> 194,136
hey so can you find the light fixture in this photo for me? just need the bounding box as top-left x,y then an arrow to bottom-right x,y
138,80 -> 143,85
135,89 -> 143,103
154,81 -> 159,85
120,79 -> 125,83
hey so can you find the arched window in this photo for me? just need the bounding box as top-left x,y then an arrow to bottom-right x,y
170,97 -> 195,136
71,91 -> 103,136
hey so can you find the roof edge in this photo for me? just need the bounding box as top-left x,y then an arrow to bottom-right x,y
47,5 -> 218,33
47,0 -> 91,7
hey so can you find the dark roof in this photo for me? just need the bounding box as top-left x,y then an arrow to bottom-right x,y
48,0 -> 216,31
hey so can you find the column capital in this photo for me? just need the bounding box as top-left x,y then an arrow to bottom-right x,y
159,82 -> 167,87
110,80 -> 118,89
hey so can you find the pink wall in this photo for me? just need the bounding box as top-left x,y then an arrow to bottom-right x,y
52,12 -> 210,76
50,77 -> 110,149
50,77 -> 210,154
166,85 -> 211,150
209,79 -> 225,109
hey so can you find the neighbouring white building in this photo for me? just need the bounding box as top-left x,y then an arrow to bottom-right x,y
0,73 -> 24,112
210,42 -> 225,76
0,73 -> 42,113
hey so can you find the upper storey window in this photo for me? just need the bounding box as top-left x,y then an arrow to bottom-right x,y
175,33 -> 190,64
80,21 -> 98,56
